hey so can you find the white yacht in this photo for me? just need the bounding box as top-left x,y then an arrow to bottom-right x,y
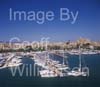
67,69 -> 87,77
39,70 -> 57,77
7,58 -> 22,67
67,46 -> 88,77
57,64 -> 69,71
82,51 -> 97,55
68,50 -> 79,55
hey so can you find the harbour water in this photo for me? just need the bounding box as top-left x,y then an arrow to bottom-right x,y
0,54 -> 100,87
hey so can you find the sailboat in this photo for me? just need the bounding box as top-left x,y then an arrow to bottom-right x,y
39,47 -> 89,77
39,50 -> 70,77
67,45 -> 88,76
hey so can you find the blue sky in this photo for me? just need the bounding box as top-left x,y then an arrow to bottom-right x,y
0,0 -> 100,42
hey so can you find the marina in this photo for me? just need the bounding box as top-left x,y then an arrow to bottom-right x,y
0,47 -> 91,77
0,52 -> 100,86
0,53 -> 23,69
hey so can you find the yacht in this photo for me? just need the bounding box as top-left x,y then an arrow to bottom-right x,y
0,59 -> 5,67
67,46 -> 88,77
56,64 -> 69,71
39,69 -> 57,77
68,50 -> 79,55
7,58 -> 22,67
82,51 -> 97,55
67,71 -> 87,76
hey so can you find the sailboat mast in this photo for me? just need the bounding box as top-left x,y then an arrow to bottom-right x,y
62,45 -> 65,65
63,50 -> 64,65
79,45 -> 82,72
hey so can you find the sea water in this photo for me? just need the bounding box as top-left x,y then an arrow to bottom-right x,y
0,54 -> 100,87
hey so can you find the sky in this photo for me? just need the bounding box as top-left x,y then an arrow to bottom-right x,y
0,0 -> 100,42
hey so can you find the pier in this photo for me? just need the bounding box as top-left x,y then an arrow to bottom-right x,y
30,51 -> 69,77
49,50 -> 67,58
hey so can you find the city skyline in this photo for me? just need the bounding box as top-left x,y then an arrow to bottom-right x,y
0,0 -> 100,42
